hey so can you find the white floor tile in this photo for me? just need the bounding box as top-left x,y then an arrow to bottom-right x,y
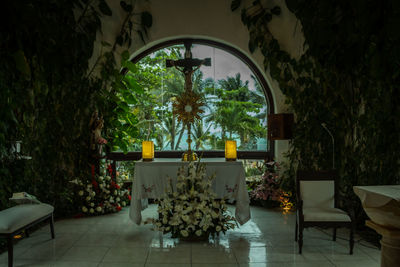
147,247 -> 191,264
1,205 -> 383,267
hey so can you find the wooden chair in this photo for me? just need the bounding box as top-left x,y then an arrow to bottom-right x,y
295,170 -> 354,254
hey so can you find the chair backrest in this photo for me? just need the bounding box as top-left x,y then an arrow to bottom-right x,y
297,170 -> 338,209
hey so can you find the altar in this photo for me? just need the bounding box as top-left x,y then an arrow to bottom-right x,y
129,158 -> 250,225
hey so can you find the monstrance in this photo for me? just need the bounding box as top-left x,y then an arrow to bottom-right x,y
167,40 -> 211,161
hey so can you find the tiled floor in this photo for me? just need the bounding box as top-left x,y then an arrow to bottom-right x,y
0,205 -> 380,266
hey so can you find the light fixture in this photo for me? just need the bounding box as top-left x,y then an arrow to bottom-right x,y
225,140 -> 237,161
142,141 -> 154,161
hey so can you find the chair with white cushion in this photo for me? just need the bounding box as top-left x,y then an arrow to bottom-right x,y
295,170 -> 354,254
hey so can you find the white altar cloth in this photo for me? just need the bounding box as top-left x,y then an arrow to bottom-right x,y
129,158 -> 250,225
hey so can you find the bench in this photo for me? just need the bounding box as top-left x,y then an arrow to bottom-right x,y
0,203 -> 54,267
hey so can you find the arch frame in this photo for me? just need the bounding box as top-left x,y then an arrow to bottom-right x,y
121,37 -> 275,158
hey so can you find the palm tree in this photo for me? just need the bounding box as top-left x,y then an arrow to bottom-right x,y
209,73 -> 266,149
192,119 -> 213,150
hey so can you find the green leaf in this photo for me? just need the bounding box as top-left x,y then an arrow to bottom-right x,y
116,35 -> 123,46
271,6 -> 281,15
98,0 -> 112,16
231,0 -> 241,11
122,60 -> 138,73
121,50 -> 130,61
248,39 -> 256,53
101,41 -> 112,47
120,1 -> 133,12
264,12 -> 272,23
123,76 -> 143,93
13,50 -> 31,78
141,11 -> 152,28
137,30 -> 145,43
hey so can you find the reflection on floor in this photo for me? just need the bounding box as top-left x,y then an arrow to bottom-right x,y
0,205 -> 380,267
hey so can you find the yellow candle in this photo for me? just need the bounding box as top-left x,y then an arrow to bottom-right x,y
225,140 -> 237,161
142,141 -> 154,161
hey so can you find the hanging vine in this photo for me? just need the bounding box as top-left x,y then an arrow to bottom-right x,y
0,0 -> 152,216
231,0 -> 400,223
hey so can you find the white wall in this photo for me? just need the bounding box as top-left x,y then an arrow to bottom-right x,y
95,0 -> 304,162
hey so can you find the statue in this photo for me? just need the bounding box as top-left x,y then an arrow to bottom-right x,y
89,111 -> 107,157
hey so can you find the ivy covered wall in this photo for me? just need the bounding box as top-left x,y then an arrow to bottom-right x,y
0,0 -> 151,217
232,0 -> 400,223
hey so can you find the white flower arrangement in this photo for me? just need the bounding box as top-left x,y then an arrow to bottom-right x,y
145,161 -> 236,239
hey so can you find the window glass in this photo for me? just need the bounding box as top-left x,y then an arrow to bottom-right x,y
126,44 -> 268,151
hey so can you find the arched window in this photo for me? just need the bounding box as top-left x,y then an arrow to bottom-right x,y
116,38 -> 274,159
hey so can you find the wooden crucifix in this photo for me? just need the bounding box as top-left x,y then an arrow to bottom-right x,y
166,40 -> 211,92
167,40 -> 211,161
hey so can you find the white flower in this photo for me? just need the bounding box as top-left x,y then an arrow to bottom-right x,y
121,201 -> 126,207
106,176 -> 111,180
211,210 -> 219,219
109,197 -> 114,203
91,191 -> 96,197
89,208 -> 94,213
86,196 -> 91,201
90,203 -> 94,207
98,176 -> 104,181
195,229 -> 202,236
82,206 -> 88,212
114,190 -> 118,195
78,190 -> 84,196
96,206 -> 102,212
116,197 -> 120,202
180,230 -> 189,237
216,225 -> 221,232
162,217 -> 168,224
182,215 -> 190,222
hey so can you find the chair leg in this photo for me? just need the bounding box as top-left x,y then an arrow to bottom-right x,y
349,223 -> 354,255
50,214 -> 55,239
333,227 -> 336,241
298,224 -> 303,254
7,236 -> 13,267
295,219 -> 298,242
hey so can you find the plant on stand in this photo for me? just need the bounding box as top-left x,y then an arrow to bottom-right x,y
146,161 -> 236,240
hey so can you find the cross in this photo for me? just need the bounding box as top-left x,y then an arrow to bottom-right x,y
166,40 -> 211,161
166,40 -> 211,92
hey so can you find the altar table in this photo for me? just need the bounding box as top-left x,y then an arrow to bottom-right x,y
129,158 -> 250,225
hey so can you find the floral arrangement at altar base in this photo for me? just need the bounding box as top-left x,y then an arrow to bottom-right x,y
145,161 -> 236,240
70,163 -> 131,215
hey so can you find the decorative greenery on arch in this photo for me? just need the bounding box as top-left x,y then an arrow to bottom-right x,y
231,0 -> 400,224
0,0 -> 152,216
